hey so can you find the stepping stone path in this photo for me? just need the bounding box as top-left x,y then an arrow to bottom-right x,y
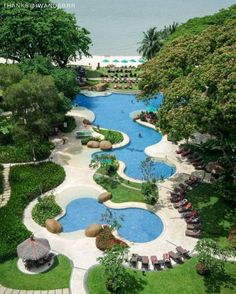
0,285 -> 70,294
0,166 -> 10,208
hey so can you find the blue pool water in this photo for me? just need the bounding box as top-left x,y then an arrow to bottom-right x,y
59,198 -> 163,243
73,93 -> 176,180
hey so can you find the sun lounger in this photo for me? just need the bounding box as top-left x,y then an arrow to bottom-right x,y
186,216 -> 200,224
176,247 -> 190,259
163,253 -> 171,267
179,183 -> 190,191
181,149 -> 192,157
187,223 -> 201,230
130,254 -> 138,268
170,195 -> 184,203
169,251 -> 183,263
151,255 -> 162,270
141,256 -> 149,271
178,202 -> 192,213
185,229 -> 201,238
181,210 -> 198,219
176,147 -> 188,154
174,199 -> 188,208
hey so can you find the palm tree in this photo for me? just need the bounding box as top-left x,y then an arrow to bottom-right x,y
137,27 -> 162,60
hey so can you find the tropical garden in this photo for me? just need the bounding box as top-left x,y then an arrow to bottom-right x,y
0,0 -> 236,293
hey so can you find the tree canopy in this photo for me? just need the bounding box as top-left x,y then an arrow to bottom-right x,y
0,0 -> 91,67
138,14 -> 236,202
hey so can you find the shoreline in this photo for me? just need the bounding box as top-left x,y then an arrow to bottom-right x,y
0,55 -> 143,70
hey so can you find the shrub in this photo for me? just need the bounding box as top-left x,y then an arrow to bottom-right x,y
0,164 -> 3,194
141,180 -> 159,204
59,116 -> 76,133
96,227 -> 127,251
32,195 -> 62,226
81,136 -> 100,145
228,224 -> 236,248
0,141 -> 53,163
0,162 -> 65,262
196,262 -> 209,276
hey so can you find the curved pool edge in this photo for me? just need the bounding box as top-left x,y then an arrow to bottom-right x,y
57,196 -> 166,244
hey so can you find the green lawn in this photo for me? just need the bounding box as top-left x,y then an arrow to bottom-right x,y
94,170 -> 145,203
87,258 -> 236,294
187,183 -> 235,248
0,255 -> 71,290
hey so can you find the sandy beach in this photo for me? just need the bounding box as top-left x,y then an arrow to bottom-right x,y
0,55 -> 143,69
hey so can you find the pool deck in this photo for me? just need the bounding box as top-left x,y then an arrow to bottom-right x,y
23,103 -> 200,294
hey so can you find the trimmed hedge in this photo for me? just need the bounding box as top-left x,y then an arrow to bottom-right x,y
0,162 -> 65,262
32,195 -> 62,226
0,141 -> 53,163
0,164 -> 3,194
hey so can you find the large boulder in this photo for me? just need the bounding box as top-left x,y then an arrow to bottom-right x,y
98,192 -> 112,203
100,140 -> 112,150
87,141 -> 100,148
85,223 -> 103,237
45,219 -> 61,234
93,83 -> 107,92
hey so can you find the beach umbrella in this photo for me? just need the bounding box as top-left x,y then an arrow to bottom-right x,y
139,59 -> 145,63
17,236 -> 50,261
121,59 -> 128,63
102,59 -> 110,63
129,59 -> 137,63
112,59 -> 119,63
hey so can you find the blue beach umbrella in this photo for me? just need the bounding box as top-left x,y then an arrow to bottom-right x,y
129,59 -> 137,63
113,59 -> 119,63
121,59 -> 128,63
139,59 -> 145,63
102,59 -> 110,63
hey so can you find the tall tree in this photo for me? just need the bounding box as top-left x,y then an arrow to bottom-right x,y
4,73 -> 71,146
0,0 -> 92,67
138,19 -> 236,202
137,27 -> 162,60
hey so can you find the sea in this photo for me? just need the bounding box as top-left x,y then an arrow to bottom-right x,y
54,0 -> 235,55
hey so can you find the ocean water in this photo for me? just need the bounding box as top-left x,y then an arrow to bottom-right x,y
54,0 -> 235,55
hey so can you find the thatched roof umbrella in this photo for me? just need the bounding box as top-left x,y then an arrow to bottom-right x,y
17,236 -> 50,261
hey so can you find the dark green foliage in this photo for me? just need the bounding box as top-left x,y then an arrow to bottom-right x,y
0,164 -> 3,194
0,141 -> 53,163
59,116 -> 76,133
32,195 -> 62,226
168,5 -> 236,41
141,180 -> 159,204
0,162 -> 65,262
0,2 -> 91,67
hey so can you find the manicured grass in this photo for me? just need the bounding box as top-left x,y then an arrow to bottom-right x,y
0,255 -> 71,290
94,170 -> 145,203
187,183 -> 235,248
87,258 -> 236,294
93,127 -> 123,144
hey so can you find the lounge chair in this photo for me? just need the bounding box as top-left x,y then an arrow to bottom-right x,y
169,251 -> 183,263
185,229 -> 201,238
151,255 -> 162,270
179,183 -> 191,191
176,147 -> 188,154
174,199 -> 188,208
176,246 -> 190,258
141,256 -> 149,271
130,254 -> 138,268
181,210 -> 198,219
187,223 -> 201,230
163,253 -> 171,267
181,149 -> 191,157
170,195 -> 184,203
186,216 -> 200,224
178,202 -> 192,213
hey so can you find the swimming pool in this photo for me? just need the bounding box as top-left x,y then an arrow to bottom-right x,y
59,198 -> 164,243
73,93 -> 175,180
